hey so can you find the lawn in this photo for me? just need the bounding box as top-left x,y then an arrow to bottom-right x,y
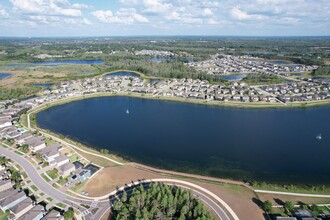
0,209 -> 8,220
46,169 -> 59,180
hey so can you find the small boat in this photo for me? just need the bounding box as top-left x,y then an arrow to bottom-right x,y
126,109 -> 129,114
316,134 -> 322,140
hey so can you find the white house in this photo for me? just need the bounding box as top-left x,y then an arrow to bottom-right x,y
24,137 -> 46,152
37,145 -> 60,163
0,119 -> 12,129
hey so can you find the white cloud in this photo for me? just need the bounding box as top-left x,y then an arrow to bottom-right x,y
10,0 -> 82,17
0,7 -> 9,17
230,7 -> 266,20
120,0 -> 139,4
202,8 -> 213,17
72,3 -> 89,9
142,0 -> 173,15
92,8 -> 149,24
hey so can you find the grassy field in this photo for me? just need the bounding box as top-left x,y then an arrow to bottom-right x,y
0,209 -> 8,220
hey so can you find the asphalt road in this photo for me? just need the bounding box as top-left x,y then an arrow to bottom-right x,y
0,145 -> 108,220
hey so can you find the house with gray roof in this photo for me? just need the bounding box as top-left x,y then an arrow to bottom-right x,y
24,137 -> 46,152
0,179 -> 12,192
17,205 -> 44,220
0,191 -> 26,212
58,162 -> 75,177
37,145 -> 60,163
41,209 -> 63,220
8,197 -> 33,220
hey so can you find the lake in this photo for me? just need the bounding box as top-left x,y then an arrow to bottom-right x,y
36,96 -> 330,184
0,60 -> 104,69
31,60 -> 104,65
0,72 -> 11,79
105,71 -> 140,77
219,74 -> 247,81
34,83 -> 54,90
150,57 -> 193,63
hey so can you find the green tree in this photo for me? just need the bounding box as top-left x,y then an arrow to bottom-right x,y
63,209 -> 74,220
263,200 -> 273,213
284,201 -> 295,214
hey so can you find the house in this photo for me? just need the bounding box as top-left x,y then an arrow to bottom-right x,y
17,204 -> 44,220
24,137 -> 46,152
37,145 -> 60,163
69,169 -> 91,184
54,155 -> 69,168
6,131 -> 21,139
0,119 -> 12,129
292,209 -> 315,219
0,179 -> 12,192
58,162 -> 75,177
15,133 -> 34,145
72,161 -> 84,170
8,197 -> 33,220
0,191 -> 26,212
41,209 -> 64,220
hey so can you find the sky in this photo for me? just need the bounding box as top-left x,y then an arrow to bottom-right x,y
0,0 -> 329,37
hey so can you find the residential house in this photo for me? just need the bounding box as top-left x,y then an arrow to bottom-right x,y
17,205 -> 44,220
15,133 -> 34,145
24,137 -> 46,152
58,162 -> 75,177
8,197 -> 33,220
0,119 -> 12,129
0,179 -> 12,192
69,169 -> 91,184
37,145 -> 60,163
41,209 -> 64,220
54,155 -> 69,168
0,191 -> 26,212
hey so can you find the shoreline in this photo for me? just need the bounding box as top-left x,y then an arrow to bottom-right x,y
24,93 -> 330,187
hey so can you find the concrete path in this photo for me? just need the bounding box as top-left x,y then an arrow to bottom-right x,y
255,189 -> 330,198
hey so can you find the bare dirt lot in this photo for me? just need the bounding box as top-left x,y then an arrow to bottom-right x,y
79,165 -> 265,220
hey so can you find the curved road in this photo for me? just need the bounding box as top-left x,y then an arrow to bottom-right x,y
0,144 -> 104,219
1,143 -> 240,220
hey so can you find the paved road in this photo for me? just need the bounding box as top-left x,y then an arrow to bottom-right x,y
0,144 -> 109,220
255,189 -> 330,198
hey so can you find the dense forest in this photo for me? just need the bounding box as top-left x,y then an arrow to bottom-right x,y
312,65 -> 330,76
0,86 -> 41,100
242,73 -> 285,85
112,183 -> 215,220
102,54 -> 225,83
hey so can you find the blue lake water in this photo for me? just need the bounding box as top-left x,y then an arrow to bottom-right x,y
150,57 -> 193,63
0,72 -> 11,79
33,83 -> 54,90
31,60 -> 104,65
219,74 -> 247,81
19,95 -> 37,101
1,60 -> 104,70
268,60 -> 291,65
105,71 -> 140,77
36,96 -> 330,184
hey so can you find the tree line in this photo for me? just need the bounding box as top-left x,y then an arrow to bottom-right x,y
112,182 -> 215,220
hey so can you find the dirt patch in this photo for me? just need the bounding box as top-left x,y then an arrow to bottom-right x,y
78,165 -> 161,197
79,165 -> 264,220
191,180 -> 264,220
